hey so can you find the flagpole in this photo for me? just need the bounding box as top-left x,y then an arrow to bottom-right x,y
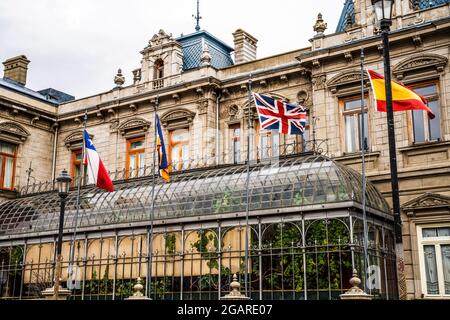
146,96 -> 158,299
68,110 -> 87,283
244,75 -> 253,297
360,48 -> 369,293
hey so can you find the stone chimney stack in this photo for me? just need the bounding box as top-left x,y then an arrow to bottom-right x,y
3,55 -> 30,86
232,29 -> 258,64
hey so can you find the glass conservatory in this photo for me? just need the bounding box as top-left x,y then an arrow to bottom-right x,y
0,154 -> 398,300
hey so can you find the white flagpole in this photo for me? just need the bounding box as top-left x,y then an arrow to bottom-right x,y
146,96 -> 158,299
360,48 -> 370,292
244,75 -> 253,297
68,110 -> 87,284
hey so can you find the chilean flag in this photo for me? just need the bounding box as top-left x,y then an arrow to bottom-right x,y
83,130 -> 114,192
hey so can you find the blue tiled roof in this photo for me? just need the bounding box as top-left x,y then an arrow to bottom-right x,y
417,0 -> 449,9
176,31 -> 234,70
336,0 -> 355,33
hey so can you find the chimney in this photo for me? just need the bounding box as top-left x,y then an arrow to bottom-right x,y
3,55 -> 30,86
232,29 -> 258,64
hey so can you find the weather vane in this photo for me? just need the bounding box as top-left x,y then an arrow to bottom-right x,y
192,0 -> 202,31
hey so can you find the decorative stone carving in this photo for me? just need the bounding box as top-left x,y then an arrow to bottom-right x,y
412,35 -> 422,47
313,13 -> 327,35
402,193 -> 450,212
222,104 -> 240,121
311,74 -> 326,90
96,109 -> 103,119
0,121 -> 30,144
148,29 -> 173,47
326,70 -> 368,95
200,41 -> 212,67
117,118 -> 151,138
172,93 -> 180,102
344,13 -> 354,31
64,131 -> 93,149
160,109 -> 195,130
196,87 -> 204,97
132,68 -> 141,84
344,52 -> 353,63
30,116 -> 39,125
280,75 -> 288,81
114,69 -> 125,88
259,79 -> 267,87
312,59 -> 321,68
129,104 -> 138,113
297,90 -> 309,105
393,53 -> 448,80
197,99 -> 209,115
377,43 -> 384,55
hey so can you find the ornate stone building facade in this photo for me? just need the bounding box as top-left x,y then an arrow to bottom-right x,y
0,0 -> 449,300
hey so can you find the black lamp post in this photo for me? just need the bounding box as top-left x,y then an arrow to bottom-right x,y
53,169 -> 72,299
372,0 -> 406,299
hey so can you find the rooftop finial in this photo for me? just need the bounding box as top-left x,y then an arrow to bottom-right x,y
193,0 -> 202,31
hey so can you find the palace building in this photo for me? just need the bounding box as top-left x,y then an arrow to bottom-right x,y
0,0 -> 449,300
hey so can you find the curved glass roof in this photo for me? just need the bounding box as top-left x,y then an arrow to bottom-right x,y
0,154 -> 389,238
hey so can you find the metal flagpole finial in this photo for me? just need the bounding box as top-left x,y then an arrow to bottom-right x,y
193,0 -> 202,31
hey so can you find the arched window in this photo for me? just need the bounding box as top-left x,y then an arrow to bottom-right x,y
153,59 -> 164,79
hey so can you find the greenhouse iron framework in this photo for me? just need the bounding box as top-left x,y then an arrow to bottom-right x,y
0,154 -> 398,300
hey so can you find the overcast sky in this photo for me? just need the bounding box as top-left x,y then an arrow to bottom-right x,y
0,0 -> 342,99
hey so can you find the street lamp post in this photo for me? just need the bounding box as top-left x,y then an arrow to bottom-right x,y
42,169 -> 72,300
372,0 -> 406,299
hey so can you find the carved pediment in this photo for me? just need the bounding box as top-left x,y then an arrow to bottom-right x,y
402,193 -> 450,212
64,131 -> 93,149
149,29 -> 173,47
0,122 -> 30,144
117,118 -> 150,138
393,53 -> 448,80
326,70 -> 368,95
160,109 -> 195,130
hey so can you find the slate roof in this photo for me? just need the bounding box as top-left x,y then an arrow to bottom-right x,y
417,0 -> 449,9
336,0 -> 355,33
176,30 -> 234,70
336,0 -> 449,32
0,77 -> 74,105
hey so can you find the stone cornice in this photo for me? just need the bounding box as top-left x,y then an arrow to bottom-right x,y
298,17 -> 450,68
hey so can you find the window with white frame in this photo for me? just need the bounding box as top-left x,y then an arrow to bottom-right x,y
341,95 -> 369,153
229,124 -> 241,163
410,82 -> 441,143
418,225 -> 450,297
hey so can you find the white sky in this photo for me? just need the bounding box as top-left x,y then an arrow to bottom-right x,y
0,0 -> 342,99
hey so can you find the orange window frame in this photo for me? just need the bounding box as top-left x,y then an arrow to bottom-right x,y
0,144 -> 17,191
71,149 -> 83,186
168,129 -> 189,171
126,137 -> 145,178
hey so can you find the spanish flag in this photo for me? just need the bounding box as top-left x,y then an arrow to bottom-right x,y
367,70 -> 435,119
156,115 -> 170,182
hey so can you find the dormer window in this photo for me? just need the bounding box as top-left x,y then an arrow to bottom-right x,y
154,59 -> 164,79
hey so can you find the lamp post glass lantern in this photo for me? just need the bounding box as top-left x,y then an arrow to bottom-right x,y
57,169 -> 71,197
53,169 -> 72,299
372,0 -> 394,25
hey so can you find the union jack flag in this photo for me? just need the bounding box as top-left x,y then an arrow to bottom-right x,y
252,92 -> 307,135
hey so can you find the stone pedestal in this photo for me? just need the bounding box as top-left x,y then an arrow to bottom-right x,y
41,285 -> 71,300
221,274 -> 250,300
126,277 -> 152,300
340,269 -> 373,300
